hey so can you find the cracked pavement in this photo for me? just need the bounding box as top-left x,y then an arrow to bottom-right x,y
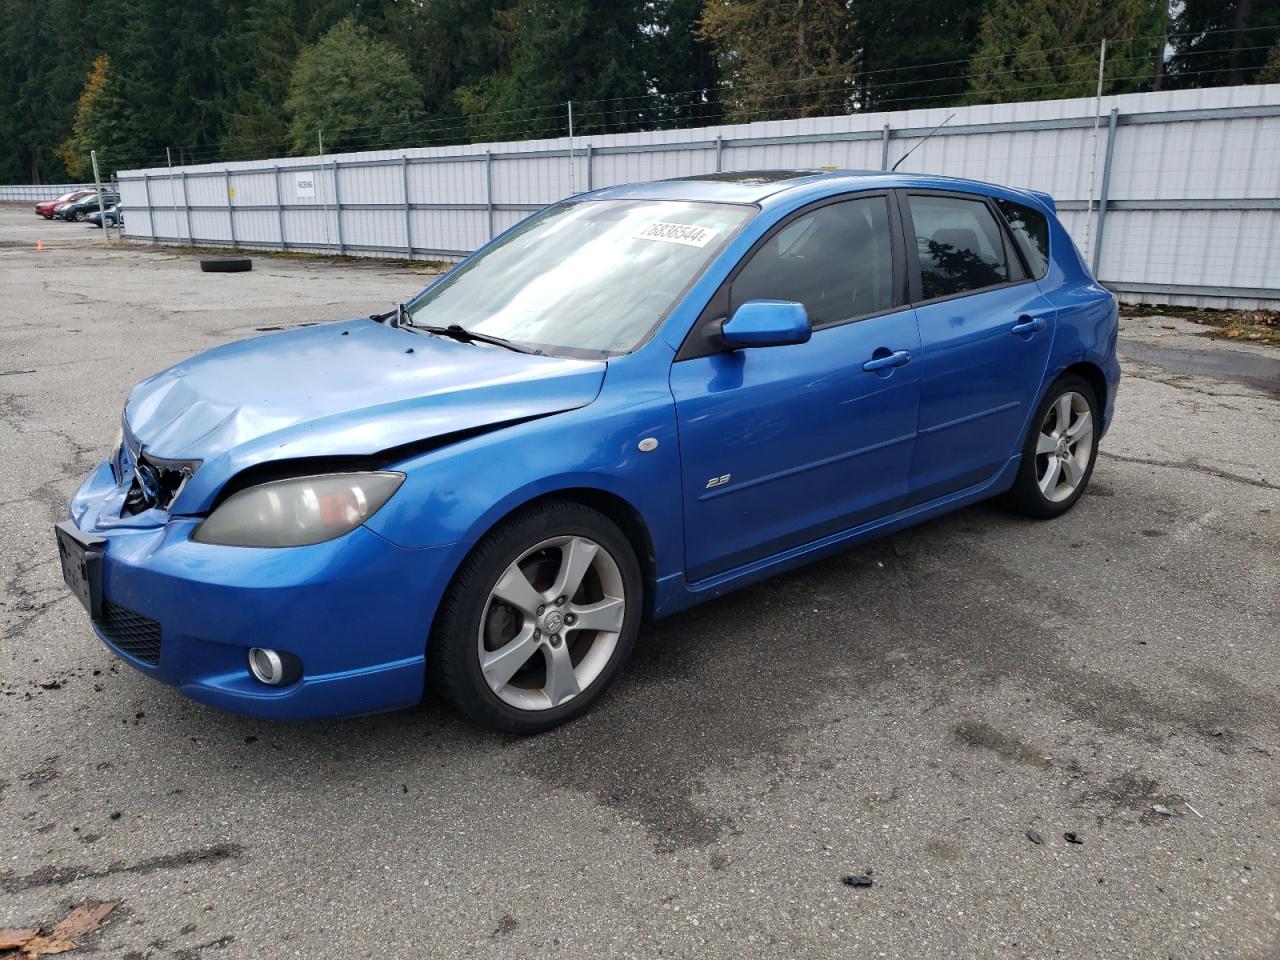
1,207 -> 1278,959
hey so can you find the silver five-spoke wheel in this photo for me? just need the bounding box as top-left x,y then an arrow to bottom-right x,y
1035,390 -> 1093,503
478,535 -> 626,711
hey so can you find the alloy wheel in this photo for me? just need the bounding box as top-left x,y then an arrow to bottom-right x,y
477,535 -> 626,711
1035,390 -> 1093,502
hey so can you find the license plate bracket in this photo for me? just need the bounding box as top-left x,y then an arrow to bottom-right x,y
55,520 -> 105,619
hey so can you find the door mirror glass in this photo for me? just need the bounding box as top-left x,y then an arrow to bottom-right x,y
720,300 -> 811,349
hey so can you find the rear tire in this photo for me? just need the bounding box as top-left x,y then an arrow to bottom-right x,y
428,501 -> 643,734
1004,374 -> 1099,519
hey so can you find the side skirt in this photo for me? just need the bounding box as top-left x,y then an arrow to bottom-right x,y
651,455 -> 1021,618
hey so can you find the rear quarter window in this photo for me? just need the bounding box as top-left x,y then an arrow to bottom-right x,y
995,199 -> 1050,279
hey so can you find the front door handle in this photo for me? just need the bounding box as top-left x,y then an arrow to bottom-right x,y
1011,316 -> 1048,336
862,349 -> 911,372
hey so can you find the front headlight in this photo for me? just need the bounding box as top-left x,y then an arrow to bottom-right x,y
192,472 -> 404,547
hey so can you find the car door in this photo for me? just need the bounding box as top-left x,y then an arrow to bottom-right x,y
898,190 -> 1057,506
670,193 -> 921,583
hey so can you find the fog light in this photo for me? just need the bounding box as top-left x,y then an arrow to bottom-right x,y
247,647 -> 300,686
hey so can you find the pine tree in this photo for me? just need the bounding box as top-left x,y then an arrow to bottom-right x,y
1166,0 -> 1280,88
284,17 -> 423,154
967,0 -> 1165,104
698,0 -> 856,122
57,54 -> 150,176
1259,43 -> 1280,83
456,0 -> 651,141
855,0 -> 984,111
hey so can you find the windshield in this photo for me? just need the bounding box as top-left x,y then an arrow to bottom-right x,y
405,199 -> 753,357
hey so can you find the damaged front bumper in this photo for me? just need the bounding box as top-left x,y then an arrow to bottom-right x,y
65,458 -> 455,720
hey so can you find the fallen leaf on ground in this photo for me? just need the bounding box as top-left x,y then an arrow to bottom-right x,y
49,903 -> 119,941
6,902 -> 119,958
0,931 -> 38,951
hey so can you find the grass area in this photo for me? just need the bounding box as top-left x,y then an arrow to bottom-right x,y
1121,304 -> 1280,347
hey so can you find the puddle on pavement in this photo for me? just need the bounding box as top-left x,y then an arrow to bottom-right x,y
1118,341 -> 1280,397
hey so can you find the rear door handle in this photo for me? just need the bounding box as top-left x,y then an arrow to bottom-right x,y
1011,316 -> 1048,335
862,349 -> 911,372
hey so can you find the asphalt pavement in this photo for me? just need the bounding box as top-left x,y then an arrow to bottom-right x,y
2,206 -> 1277,959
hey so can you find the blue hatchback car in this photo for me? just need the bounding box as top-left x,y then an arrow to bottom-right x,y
58,170 -> 1119,732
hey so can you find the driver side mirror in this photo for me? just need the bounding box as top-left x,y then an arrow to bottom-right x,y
720,300 -> 811,349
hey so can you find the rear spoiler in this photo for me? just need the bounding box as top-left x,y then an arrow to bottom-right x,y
1025,189 -> 1057,214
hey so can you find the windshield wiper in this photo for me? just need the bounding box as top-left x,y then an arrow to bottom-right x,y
415,323 -> 539,355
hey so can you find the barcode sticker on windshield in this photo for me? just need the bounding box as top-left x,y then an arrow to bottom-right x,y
633,222 -> 719,247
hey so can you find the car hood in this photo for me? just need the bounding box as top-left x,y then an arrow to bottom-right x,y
124,318 -> 606,514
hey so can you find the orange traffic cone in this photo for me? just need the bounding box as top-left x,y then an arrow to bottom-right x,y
36,240 -> 44,251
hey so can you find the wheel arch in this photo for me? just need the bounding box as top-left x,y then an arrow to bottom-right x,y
1057,361 -> 1108,421
443,485 -> 660,621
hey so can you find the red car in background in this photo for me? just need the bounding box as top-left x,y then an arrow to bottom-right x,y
36,190 -> 95,219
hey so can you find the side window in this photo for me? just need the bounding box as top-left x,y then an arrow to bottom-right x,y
730,196 -> 894,328
995,198 -> 1050,279
907,194 -> 1009,300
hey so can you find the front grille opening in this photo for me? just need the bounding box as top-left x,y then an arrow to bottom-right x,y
95,600 -> 162,665
122,456 -> 197,515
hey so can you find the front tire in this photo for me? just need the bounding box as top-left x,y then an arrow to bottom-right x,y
428,501 -> 643,734
1004,374 -> 1099,518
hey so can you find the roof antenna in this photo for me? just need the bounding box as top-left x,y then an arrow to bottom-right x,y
891,113 -> 956,172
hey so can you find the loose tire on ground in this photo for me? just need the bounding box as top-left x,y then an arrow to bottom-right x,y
1004,373 -> 1100,519
428,500 -> 643,734
199,257 -> 253,273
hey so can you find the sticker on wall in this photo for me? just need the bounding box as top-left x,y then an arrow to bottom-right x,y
633,221 -> 718,247
295,173 -> 316,199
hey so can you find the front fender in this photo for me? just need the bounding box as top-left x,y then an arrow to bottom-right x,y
362,354 -> 684,602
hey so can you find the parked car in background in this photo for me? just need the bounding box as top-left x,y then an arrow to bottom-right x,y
54,191 -> 120,221
36,189 -> 95,219
87,205 -> 124,228
57,169 -> 1119,733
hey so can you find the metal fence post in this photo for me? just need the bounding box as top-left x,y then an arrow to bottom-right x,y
223,170 -> 237,249
880,123 -> 891,170
141,173 -> 154,242
332,160 -> 345,255
273,165 -> 286,252
89,150 -> 108,244
401,156 -> 412,256
180,171 -> 193,245
485,150 -> 495,240
1091,107 -> 1120,277
714,135 -> 723,172
585,143 -> 593,191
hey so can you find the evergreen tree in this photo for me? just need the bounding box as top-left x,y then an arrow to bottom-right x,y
284,17 -> 423,154
456,0 -> 651,141
855,0 -> 984,111
215,0 -> 355,159
381,0 -> 500,131
2,0 -> 99,181
966,0 -> 1166,104
646,0 -> 722,126
57,54 -> 151,176
1166,0 -> 1280,88
698,0 -> 857,123
1259,42 -> 1280,83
